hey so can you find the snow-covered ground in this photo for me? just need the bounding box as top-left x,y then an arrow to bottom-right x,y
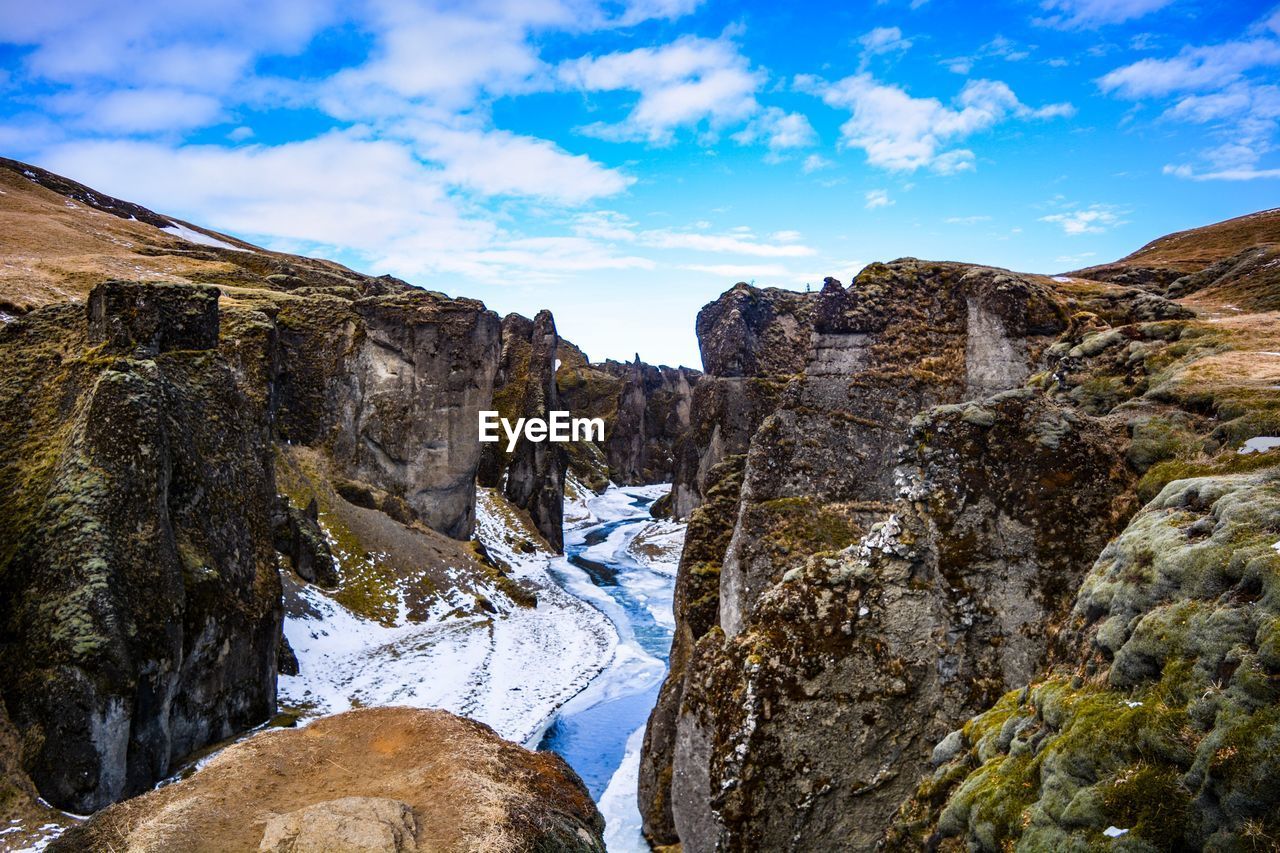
279,488 -> 617,745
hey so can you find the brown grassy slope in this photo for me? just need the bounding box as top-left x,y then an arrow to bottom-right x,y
50,707 -> 604,853
1072,207 -> 1280,277
0,158 -> 403,313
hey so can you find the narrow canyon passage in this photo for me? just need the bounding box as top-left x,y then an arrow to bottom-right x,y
539,485 -> 683,853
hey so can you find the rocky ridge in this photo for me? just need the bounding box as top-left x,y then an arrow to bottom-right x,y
51,707 -> 605,852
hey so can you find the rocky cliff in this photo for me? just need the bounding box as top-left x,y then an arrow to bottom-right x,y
641,211 -> 1280,851
556,344 -> 700,493
0,159 -> 549,819
0,282 -> 283,813
477,311 -> 567,550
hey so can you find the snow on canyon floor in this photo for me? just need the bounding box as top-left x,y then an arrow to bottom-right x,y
280,482 -> 683,852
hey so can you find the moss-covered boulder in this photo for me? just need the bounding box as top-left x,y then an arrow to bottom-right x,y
890,470 -> 1280,851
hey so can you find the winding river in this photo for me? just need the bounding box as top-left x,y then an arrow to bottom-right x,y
536,485 -> 681,852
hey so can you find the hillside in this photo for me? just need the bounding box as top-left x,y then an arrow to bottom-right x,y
1069,207 -> 1280,313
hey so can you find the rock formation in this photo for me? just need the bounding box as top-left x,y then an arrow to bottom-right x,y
477,311 -> 568,550
556,343 -> 700,492
641,212 -> 1280,851
0,284 -> 283,813
51,707 -> 607,852
668,282 -> 812,519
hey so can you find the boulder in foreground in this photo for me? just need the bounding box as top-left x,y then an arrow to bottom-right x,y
52,707 -> 606,853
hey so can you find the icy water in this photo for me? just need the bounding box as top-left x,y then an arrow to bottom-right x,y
538,485 -> 680,852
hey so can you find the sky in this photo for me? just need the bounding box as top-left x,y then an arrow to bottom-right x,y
1,0 -> 1278,368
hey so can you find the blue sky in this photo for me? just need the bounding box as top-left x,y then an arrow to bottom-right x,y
1,0 -> 1278,367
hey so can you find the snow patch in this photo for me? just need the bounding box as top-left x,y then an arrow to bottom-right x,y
280,488 -> 616,745
161,222 -> 249,252
599,725 -> 649,853
1103,826 -> 1129,838
1239,436 -> 1280,454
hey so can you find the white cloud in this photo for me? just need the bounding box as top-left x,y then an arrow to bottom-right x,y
1036,0 -> 1173,29
1,1 -> 333,88
571,210 -> 640,241
858,27 -> 912,69
1163,163 -> 1280,181
560,35 -> 762,145
682,263 -> 793,279
571,215 -> 817,257
1099,40 -> 1280,98
942,35 -> 1029,75
864,189 -> 893,209
35,133 -> 654,284
640,229 -> 816,257
802,154 -> 833,173
48,87 -> 225,133
945,215 -> 991,224
797,73 -> 1073,173
1040,204 -> 1126,234
404,123 -> 632,203
1101,23 -> 1280,181
731,106 -> 816,151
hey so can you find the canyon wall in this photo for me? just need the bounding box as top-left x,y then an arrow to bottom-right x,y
0,284 -> 283,812
478,310 -> 568,550
643,213 -> 1280,850
557,345 -> 700,491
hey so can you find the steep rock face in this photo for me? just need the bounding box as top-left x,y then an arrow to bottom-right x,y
668,390 -> 1134,851
555,344 -> 700,490
273,289 -> 501,540
641,264 -> 1075,845
715,263 -> 1066,639
639,454 -> 746,843
884,249 -> 1280,850
477,311 -> 567,550
670,282 -> 814,518
888,470 -> 1280,851
53,707 -> 607,853
598,358 -> 698,484
0,283 -> 282,813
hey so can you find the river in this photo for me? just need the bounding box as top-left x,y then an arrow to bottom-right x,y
536,485 -> 682,852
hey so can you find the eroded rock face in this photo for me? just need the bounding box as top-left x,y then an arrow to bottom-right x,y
669,391 -> 1134,852
476,311 -> 567,550
274,290 -> 501,540
555,345 -> 700,491
644,263 -> 1113,849
639,455 -> 745,844
259,797 -> 421,853
669,282 -> 813,519
54,707 -> 607,853
0,286 -> 282,813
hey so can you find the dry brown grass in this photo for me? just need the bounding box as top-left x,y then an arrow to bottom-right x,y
59,707 -> 598,853
1113,208 -> 1280,272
